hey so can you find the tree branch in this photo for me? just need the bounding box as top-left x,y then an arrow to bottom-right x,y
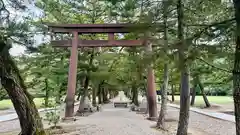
186,18 -> 236,27
196,57 -> 231,73
108,47 -> 124,72
156,18 -> 236,51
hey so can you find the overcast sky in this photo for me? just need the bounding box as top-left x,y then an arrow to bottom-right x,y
9,2 -> 42,56
10,45 -> 26,56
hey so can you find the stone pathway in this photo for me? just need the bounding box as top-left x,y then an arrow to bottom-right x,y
0,103 -> 79,134
164,106 -> 235,135
168,104 -> 235,123
53,102 -> 236,135
59,103 -> 165,135
0,102 -> 79,123
0,94 -> 237,135
0,109 -> 15,116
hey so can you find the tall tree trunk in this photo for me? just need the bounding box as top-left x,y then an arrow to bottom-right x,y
44,78 -> 49,107
177,66 -> 190,135
131,83 -> 139,106
126,89 -> 131,98
190,86 -> 196,106
60,81 -> 67,97
92,88 -> 97,107
56,57 -> 64,104
170,70 -> 175,102
77,79 -> 84,101
114,91 -> 118,97
233,1 -> 240,134
131,87 -> 135,103
171,84 -> 175,102
196,75 -> 211,107
109,91 -> 114,99
77,75 -> 89,113
97,83 -> 102,104
77,50 -> 94,112
142,83 -> 149,114
176,0 -> 190,134
88,93 -> 91,101
106,88 -> 109,99
76,90 -> 81,101
56,76 -> 61,104
145,38 -> 157,120
0,44 -> 45,135
157,63 -> 169,129
190,76 -> 198,106
156,1 -> 169,128
102,87 -> 109,103
102,87 -> 105,102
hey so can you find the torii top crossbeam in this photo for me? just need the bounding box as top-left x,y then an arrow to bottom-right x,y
47,23 -> 154,47
47,23 -> 158,33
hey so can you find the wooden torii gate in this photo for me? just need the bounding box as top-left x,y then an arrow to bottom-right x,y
47,23 -> 158,120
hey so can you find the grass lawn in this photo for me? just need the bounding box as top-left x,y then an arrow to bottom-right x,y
0,98 -> 45,110
168,95 -> 233,107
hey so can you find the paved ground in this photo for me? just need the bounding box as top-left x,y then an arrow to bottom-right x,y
0,95 -> 237,135
168,104 -> 235,122
58,103 -> 167,135
51,102 -> 235,135
0,104 -> 78,133
0,109 -> 15,116
165,106 -> 235,135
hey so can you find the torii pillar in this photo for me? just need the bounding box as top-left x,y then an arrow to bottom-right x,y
145,41 -> 157,120
65,31 -> 79,117
47,23 -> 158,119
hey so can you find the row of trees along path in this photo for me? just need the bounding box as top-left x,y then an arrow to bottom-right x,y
1,0 -> 240,135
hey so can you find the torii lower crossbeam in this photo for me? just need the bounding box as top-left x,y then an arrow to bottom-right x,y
51,40 -> 144,47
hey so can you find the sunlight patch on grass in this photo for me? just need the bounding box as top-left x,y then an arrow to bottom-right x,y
0,98 -> 45,110
168,96 -> 233,107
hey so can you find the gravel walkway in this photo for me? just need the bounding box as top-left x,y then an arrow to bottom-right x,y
59,103 -> 169,135
54,103 -> 236,135
163,106 -> 235,135
0,119 -> 20,133
189,108 -> 235,135
0,101 -> 236,135
0,111 -> 48,134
